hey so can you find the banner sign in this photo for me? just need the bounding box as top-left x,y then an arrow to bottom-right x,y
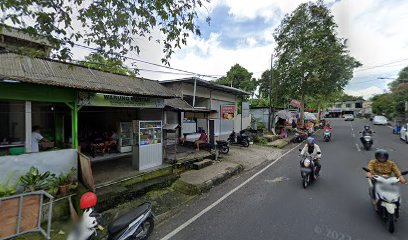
78,92 -> 164,108
290,99 -> 301,108
221,105 -> 235,120
242,102 -> 250,118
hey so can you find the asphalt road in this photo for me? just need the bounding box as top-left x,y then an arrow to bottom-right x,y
152,119 -> 408,240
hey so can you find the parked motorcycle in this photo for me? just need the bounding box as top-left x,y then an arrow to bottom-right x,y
216,140 -> 230,154
323,129 -> 331,142
299,151 -> 321,188
360,133 -> 374,150
292,129 -> 308,143
362,167 -> 408,233
228,130 -> 250,147
68,192 -> 154,240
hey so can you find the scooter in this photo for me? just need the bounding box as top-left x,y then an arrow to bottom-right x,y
216,140 -> 230,154
228,130 -> 250,147
299,151 -> 321,189
323,129 -> 331,142
68,193 -> 154,240
362,167 -> 408,233
360,133 -> 374,150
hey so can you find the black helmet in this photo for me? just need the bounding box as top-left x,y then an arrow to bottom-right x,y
375,149 -> 389,162
364,125 -> 370,130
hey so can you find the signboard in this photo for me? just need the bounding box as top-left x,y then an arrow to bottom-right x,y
290,99 -> 301,108
242,102 -> 250,118
221,105 -> 235,120
78,92 -> 164,108
79,153 -> 95,192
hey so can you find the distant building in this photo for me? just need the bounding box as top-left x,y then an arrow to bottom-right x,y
326,98 -> 365,117
362,101 -> 372,116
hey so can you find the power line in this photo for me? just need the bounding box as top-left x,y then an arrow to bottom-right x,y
355,58 -> 408,72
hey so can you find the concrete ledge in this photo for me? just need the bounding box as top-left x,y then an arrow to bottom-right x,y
173,162 -> 243,195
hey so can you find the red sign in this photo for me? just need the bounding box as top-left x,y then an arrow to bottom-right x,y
290,99 -> 301,108
221,105 -> 235,120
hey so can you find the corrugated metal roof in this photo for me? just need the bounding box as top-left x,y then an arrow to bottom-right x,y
0,53 -> 176,98
160,77 -> 250,95
164,98 -> 212,112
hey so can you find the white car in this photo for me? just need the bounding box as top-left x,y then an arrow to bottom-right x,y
400,123 -> 408,143
372,115 -> 388,125
344,114 -> 354,121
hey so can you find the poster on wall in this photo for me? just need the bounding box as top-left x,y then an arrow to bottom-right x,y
78,92 -> 164,108
242,102 -> 250,118
221,105 -> 235,120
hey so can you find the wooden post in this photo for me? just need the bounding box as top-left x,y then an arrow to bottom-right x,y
71,96 -> 79,149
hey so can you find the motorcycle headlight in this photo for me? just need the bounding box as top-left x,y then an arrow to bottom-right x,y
303,159 -> 311,167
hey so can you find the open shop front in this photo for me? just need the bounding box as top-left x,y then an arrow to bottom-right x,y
77,92 -> 165,185
0,82 -> 77,186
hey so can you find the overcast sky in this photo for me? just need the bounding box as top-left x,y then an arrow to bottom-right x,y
72,0 -> 408,100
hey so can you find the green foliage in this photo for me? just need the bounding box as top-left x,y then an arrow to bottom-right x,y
254,136 -> 268,145
82,53 -> 136,76
20,167 -> 53,192
272,1 -> 360,123
215,64 -> 257,97
256,122 -> 266,131
51,168 -> 76,186
0,0 -> 209,63
0,172 -> 19,197
371,93 -> 395,118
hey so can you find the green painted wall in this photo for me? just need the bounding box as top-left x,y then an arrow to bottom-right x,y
0,82 -> 75,102
0,82 -> 78,148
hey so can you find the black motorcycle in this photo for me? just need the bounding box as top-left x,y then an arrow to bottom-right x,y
228,130 -> 250,147
216,140 -> 230,154
299,150 -> 321,189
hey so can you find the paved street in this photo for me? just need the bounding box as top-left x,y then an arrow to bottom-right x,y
153,119 -> 408,240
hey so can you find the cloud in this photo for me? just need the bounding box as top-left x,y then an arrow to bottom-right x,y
345,86 -> 385,100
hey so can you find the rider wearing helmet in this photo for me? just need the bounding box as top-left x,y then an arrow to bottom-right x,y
367,149 -> 406,183
362,125 -> 372,136
300,137 -> 322,176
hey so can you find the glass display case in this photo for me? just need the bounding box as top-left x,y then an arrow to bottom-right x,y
118,122 -> 133,153
132,120 -> 163,170
137,121 -> 162,146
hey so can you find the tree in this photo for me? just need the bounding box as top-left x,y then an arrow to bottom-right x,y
371,93 -> 395,118
215,64 -> 257,96
0,0 -> 210,63
273,1 -> 360,126
81,53 -> 137,76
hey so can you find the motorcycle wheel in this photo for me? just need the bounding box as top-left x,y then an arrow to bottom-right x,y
364,143 -> 371,150
386,213 -> 395,233
242,140 -> 250,147
133,217 -> 154,240
220,145 -> 229,154
302,175 -> 309,189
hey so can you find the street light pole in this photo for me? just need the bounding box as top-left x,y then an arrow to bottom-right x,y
268,53 -> 273,132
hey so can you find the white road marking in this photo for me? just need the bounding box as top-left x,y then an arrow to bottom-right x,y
160,142 -> 303,240
355,143 -> 361,152
352,133 -> 355,138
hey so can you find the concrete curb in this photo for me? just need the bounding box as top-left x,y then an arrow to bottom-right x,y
173,164 -> 244,195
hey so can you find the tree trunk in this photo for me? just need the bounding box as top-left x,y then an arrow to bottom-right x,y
299,94 -> 305,128
317,103 -> 321,120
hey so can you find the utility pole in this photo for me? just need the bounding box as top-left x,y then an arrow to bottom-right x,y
268,53 -> 273,132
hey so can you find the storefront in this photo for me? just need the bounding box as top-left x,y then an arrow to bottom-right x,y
77,92 -> 165,171
0,82 -> 78,183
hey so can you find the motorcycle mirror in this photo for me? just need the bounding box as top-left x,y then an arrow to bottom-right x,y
362,167 -> 369,172
359,131 -> 362,133
401,170 -> 408,176
317,152 -> 321,154
299,149 -> 302,152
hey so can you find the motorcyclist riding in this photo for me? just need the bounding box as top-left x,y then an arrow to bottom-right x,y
323,123 -> 332,135
367,149 -> 406,206
300,137 -> 322,177
360,125 -> 373,144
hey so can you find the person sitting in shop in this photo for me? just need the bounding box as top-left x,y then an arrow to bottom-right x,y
195,130 -> 207,151
31,126 -> 49,153
104,130 -> 118,153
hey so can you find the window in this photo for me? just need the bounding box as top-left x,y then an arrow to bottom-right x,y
345,103 -> 351,108
0,100 -> 25,155
336,104 -> 342,108
355,102 -> 362,108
